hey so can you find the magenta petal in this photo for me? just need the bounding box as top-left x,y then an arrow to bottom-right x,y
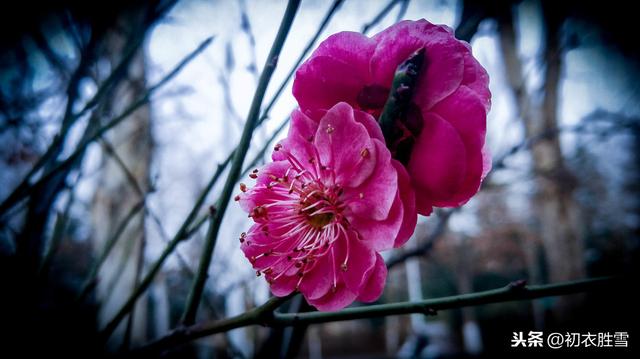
312,31 -> 376,70
240,230 -> 276,270
242,241 -> 293,273
238,185 -> 269,214
371,20 -> 465,110
392,160 -> 417,247
412,40 -> 466,110
298,254 -> 333,300
408,112 -> 467,205
255,160 -> 290,187
343,139 -> 397,221
293,56 -> 368,116
370,20 -> 438,85
462,50 -> 491,113
269,274 -> 298,297
431,85 -> 487,151
431,143 -> 484,207
424,86 -> 490,207
314,102 -> 376,188
288,108 -> 318,141
415,194 -> 433,216
348,189 -> 402,252
271,109 -> 317,162
306,283 -> 358,311
335,229 -> 377,292
356,253 -> 387,302
353,109 -> 385,142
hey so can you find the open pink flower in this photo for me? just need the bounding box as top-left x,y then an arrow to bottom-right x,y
237,102 -> 416,311
293,19 -> 491,215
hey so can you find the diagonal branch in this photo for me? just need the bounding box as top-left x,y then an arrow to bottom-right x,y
132,276 -> 618,356
255,0 -> 344,127
154,0 -> 346,246
0,2 -> 172,217
273,277 -> 618,325
385,209 -> 455,269
180,0 -> 301,326
98,0 -> 342,343
77,199 -> 146,302
361,0 -> 402,34
0,36 -> 214,217
98,137 -> 146,197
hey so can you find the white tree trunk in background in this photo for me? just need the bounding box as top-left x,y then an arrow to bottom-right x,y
91,11 -> 153,348
498,5 -> 585,323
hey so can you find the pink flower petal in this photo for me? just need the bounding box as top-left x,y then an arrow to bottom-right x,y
314,102 -> 377,188
272,110 -> 317,172
415,193 -> 434,216
431,85 -> 487,151
462,50 -> 491,113
269,274 -> 298,297
356,253 -> 387,302
312,31 -> 376,70
392,160 -> 417,246
293,56 -> 368,117
430,143 -> 484,207
255,160 -> 290,187
306,283 -> 358,312
347,190 -> 402,252
353,109 -> 385,142
408,112 -> 467,208
334,229 -> 377,292
371,20 -> 465,110
241,231 -> 295,272
288,108 -> 318,139
298,254 -> 333,300
342,139 -> 397,221
424,86 -> 491,207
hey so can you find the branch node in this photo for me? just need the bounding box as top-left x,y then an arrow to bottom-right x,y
420,307 -> 438,316
508,279 -> 528,292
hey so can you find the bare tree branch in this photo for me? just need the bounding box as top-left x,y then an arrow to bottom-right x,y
132,276 -> 618,356
180,0 -> 301,327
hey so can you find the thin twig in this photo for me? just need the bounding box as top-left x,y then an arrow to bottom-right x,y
240,115 -> 290,178
272,277 -> 617,325
386,209 -> 455,269
0,37 -> 214,217
101,0 -> 342,341
180,0 -> 302,326
38,186 -> 77,279
99,138 -> 145,196
395,0 -> 410,22
129,295 -> 292,357
182,114 -> 291,240
132,277 -> 618,356
145,205 -> 223,317
99,152 -> 230,340
77,199 -> 146,302
238,0 -> 260,83
255,0 -> 344,128
121,225 -> 147,352
144,0 -> 345,255
362,0 -> 401,34
0,9 -> 157,217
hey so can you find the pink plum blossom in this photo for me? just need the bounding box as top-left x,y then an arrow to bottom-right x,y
293,19 -> 491,215
237,102 -> 416,311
